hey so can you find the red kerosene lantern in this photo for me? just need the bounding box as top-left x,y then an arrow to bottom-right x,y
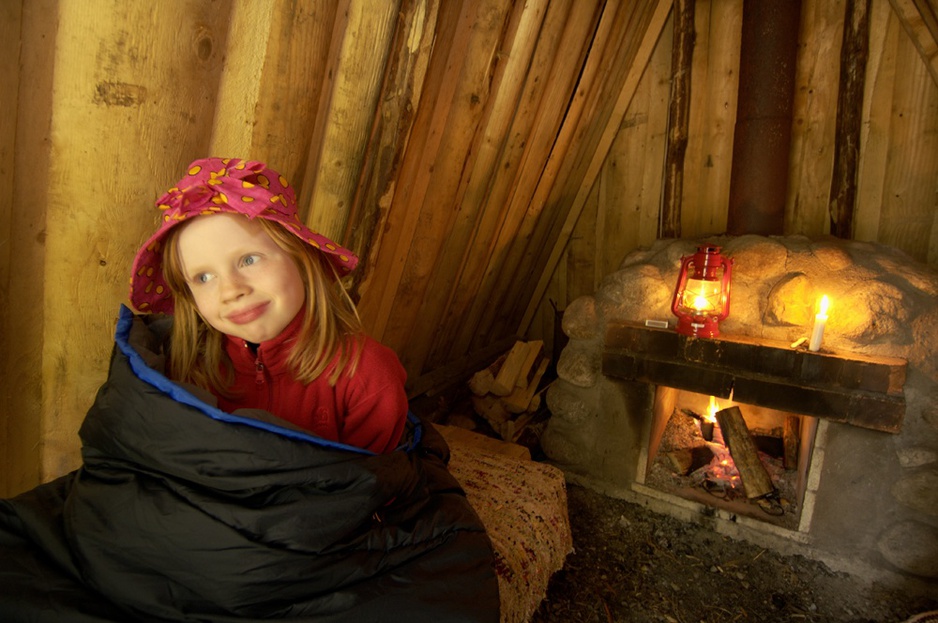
671,245 -> 734,338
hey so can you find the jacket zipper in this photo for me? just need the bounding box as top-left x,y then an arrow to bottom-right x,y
255,361 -> 265,385
250,343 -> 273,411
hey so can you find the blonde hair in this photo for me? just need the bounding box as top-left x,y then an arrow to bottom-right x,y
161,216 -> 364,395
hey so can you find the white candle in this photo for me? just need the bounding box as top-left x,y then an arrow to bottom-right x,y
808,295 -> 830,352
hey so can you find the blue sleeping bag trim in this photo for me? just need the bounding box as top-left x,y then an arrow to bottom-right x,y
114,305 -> 421,455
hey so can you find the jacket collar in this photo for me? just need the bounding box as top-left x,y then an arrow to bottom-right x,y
224,308 -> 305,375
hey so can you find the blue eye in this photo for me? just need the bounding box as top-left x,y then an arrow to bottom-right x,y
242,254 -> 260,267
193,273 -> 214,284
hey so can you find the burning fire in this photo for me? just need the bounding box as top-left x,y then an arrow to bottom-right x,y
705,396 -> 718,423
698,396 -> 741,489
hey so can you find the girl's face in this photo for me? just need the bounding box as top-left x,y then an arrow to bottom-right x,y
176,214 -> 306,343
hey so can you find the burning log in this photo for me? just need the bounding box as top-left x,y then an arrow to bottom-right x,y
665,445 -> 714,476
714,406 -> 776,499
681,407 -> 715,441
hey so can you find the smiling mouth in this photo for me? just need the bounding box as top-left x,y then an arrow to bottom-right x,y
227,302 -> 269,325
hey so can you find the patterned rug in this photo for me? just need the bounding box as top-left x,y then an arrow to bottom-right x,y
443,428 -> 573,623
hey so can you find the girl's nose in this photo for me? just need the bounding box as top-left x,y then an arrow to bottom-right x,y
220,274 -> 250,302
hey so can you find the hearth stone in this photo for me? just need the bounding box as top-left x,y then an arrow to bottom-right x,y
542,235 -> 938,586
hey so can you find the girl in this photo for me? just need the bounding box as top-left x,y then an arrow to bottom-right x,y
0,156 -> 499,621
129,157 -> 408,454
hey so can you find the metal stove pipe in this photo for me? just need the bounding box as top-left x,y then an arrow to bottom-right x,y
727,0 -> 802,235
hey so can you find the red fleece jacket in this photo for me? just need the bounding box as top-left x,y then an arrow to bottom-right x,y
215,313 -> 408,454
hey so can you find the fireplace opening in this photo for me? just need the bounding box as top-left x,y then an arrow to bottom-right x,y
639,385 -> 819,532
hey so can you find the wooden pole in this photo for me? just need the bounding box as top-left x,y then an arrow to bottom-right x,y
829,0 -> 871,238
659,0 -> 694,238
828,0 -> 870,239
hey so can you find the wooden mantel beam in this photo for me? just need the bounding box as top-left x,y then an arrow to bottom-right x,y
602,321 -> 907,433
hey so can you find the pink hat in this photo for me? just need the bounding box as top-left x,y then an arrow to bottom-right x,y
130,157 -> 358,314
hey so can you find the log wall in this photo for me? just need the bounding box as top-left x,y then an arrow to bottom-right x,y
2,0 -> 936,496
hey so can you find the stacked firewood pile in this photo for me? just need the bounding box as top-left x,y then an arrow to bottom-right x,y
468,340 -> 550,442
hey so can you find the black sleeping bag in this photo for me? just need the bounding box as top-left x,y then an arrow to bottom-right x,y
0,306 -> 499,622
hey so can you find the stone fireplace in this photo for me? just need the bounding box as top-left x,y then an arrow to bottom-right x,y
542,235 -> 938,587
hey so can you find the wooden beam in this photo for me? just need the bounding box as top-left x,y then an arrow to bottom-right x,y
376,0 -> 514,370
403,0 -> 549,374
346,0 -> 440,296
602,322 -> 907,432
829,0 -> 871,238
786,0 -> 846,236
356,0 -> 471,340
208,1 -> 276,157
249,0 -> 340,178
681,0 -> 742,239
1,0 -> 48,498
301,0 -> 400,243
889,0 -> 938,86
659,0 -> 694,238
42,0 -> 231,483
433,0 -> 580,366
518,0 -> 672,336
853,0 -> 897,245
490,1 -> 639,343
446,0 -> 592,357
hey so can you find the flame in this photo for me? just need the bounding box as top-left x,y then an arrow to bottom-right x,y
818,294 -> 830,318
705,396 -> 719,423
684,279 -> 719,312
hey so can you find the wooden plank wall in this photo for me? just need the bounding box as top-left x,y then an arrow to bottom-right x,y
533,0 -> 938,342
1,0 -> 937,496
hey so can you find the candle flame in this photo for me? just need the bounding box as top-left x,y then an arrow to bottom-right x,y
818,295 -> 830,317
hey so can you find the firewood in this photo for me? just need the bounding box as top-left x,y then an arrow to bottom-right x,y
714,406 -> 775,499
468,351 -> 507,395
515,340 -> 543,388
666,445 -> 714,476
666,449 -> 694,475
468,368 -> 495,396
470,394 -> 512,440
490,341 -> 532,396
508,412 -> 537,443
502,357 -> 549,414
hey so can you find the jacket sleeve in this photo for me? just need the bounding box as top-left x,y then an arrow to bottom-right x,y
338,337 -> 409,454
